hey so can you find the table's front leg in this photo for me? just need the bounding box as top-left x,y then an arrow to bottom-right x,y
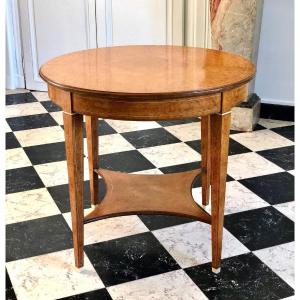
210,112 -> 231,273
63,112 -> 84,268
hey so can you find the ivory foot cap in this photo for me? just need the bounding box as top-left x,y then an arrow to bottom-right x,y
212,267 -> 221,274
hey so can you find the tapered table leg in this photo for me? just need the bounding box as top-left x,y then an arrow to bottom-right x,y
210,112 -> 231,273
63,112 -> 84,268
201,115 -> 211,206
86,116 -> 99,206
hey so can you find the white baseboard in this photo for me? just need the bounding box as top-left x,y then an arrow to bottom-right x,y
260,97 -> 294,106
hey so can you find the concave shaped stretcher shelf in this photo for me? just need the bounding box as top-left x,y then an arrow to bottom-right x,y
84,168 -> 211,224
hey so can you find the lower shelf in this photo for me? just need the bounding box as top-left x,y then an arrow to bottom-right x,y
84,168 -> 211,224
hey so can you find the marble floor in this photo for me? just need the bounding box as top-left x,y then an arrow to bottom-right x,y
5,90 -> 295,300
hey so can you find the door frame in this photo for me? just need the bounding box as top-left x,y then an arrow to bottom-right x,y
96,0 -> 186,47
18,0 -> 97,91
185,0 -> 211,48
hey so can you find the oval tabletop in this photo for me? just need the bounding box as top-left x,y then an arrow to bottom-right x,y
39,45 -> 255,100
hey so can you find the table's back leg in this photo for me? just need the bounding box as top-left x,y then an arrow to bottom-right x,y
63,113 -> 84,268
201,115 -> 211,206
210,112 -> 231,273
86,116 -> 99,206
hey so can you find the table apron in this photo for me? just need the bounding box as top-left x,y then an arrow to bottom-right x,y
71,93 -> 222,121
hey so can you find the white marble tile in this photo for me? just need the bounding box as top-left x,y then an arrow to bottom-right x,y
165,122 -> 201,142
153,221 -> 249,268
6,88 -> 29,95
254,242 -> 294,288
230,129 -> 294,151
108,269 -> 207,300
34,159 -> 89,187
5,188 -> 61,224
6,148 -> 31,170
139,143 -> 200,168
192,181 -> 269,215
273,202 -> 295,221
31,91 -> 50,101
83,133 -> 135,156
5,121 -> 12,132
227,152 -> 284,180
34,161 -> 69,187
106,119 -> 161,133
258,118 -> 294,129
50,111 -> 64,125
5,102 -> 47,118
14,126 -> 65,147
64,213 -> 148,245
6,249 -> 104,300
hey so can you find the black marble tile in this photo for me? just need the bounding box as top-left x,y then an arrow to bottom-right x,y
6,92 -> 37,105
185,140 -> 202,154
57,289 -> 112,300
261,104 -> 294,122
6,132 -> 21,149
157,118 -> 200,127
41,100 -> 61,112
186,139 -> 252,156
98,120 -> 117,136
6,113 -> 58,131
271,125 -> 294,142
6,270 -> 17,300
121,128 -> 180,148
239,172 -> 294,205
84,232 -> 180,286
159,161 -> 201,174
224,206 -> 294,251
24,142 -> 66,165
6,215 -> 73,261
230,124 -> 265,135
62,120 -> 116,139
159,162 -> 234,184
185,252 -> 294,300
257,146 -> 294,171
6,167 -> 44,194
138,214 -> 195,231
48,179 -> 106,213
99,150 -> 155,173
227,139 -> 252,156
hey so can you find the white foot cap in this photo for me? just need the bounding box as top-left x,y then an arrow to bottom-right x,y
212,267 -> 221,274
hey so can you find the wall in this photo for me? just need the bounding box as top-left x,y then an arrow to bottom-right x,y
254,0 -> 294,106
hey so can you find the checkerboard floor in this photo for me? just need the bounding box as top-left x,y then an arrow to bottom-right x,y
5,90 -> 295,300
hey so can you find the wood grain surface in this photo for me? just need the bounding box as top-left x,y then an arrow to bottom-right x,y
84,168 -> 211,224
40,45 -> 255,100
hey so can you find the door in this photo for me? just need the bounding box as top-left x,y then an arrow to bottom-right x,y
19,0 -> 97,91
18,0 -> 209,91
96,0 -> 169,47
